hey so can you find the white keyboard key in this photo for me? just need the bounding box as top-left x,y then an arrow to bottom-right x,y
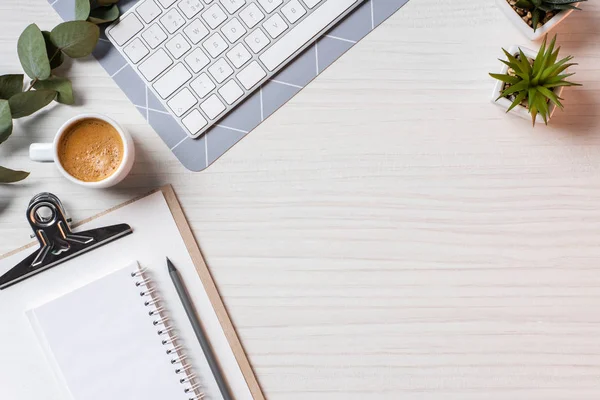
237,60 -> 266,89
219,0 -> 245,14
153,63 -> 192,98
178,0 -> 204,18
239,3 -> 264,28
190,73 -> 216,98
107,14 -> 143,46
138,48 -> 173,81
203,32 -> 228,58
261,0 -> 357,71
165,33 -> 191,59
218,80 -> 244,104
185,48 -> 210,72
160,9 -> 186,33
123,38 -> 149,63
302,0 -> 321,8
137,0 -> 162,23
226,43 -> 251,68
244,28 -> 270,53
202,3 -> 227,29
282,0 -> 306,23
257,0 -> 282,13
157,0 -> 177,7
142,24 -> 168,48
208,58 -> 233,83
182,109 -> 208,136
200,94 -> 226,119
168,88 -> 198,116
263,13 -> 288,38
221,18 -> 246,43
183,19 -> 209,44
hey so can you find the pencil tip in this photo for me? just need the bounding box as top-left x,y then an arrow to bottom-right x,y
166,257 -> 176,272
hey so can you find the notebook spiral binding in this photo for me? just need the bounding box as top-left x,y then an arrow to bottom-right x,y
132,267 -> 205,400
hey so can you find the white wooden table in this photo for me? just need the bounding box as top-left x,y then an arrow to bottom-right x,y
2,0 -> 600,398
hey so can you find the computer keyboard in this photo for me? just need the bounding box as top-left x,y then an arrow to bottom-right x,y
106,0 -> 364,139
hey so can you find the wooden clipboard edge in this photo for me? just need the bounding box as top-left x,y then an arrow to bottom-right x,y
0,185 -> 266,400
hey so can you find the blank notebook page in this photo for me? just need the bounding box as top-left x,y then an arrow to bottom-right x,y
27,263 -> 191,400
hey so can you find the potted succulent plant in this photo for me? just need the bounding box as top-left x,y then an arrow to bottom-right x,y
496,0 -> 586,40
490,35 -> 580,126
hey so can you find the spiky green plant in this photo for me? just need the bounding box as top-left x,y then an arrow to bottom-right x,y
514,0 -> 586,31
490,35 -> 580,126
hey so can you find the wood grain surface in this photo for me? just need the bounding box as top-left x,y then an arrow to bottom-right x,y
1,0 -> 600,398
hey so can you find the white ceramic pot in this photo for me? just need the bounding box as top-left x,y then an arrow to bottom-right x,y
496,0 -> 579,41
490,45 -> 565,124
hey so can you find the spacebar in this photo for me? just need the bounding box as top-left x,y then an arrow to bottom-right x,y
259,0 -> 359,71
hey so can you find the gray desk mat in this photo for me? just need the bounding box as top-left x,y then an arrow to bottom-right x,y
49,0 -> 409,171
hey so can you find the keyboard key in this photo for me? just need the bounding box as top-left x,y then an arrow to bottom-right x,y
182,109 -> 208,136
244,28 -> 270,53
183,19 -> 209,44
221,18 -> 246,43
282,0 -> 306,23
239,3 -> 264,28
165,33 -> 191,59
123,38 -> 149,63
226,43 -> 251,68
185,48 -> 210,72
219,0 -> 245,14
200,94 -> 226,119
107,14 -> 143,46
302,0 -> 322,8
168,88 -> 198,116
138,48 -> 173,81
157,0 -> 177,7
263,13 -> 288,38
203,32 -> 228,58
153,63 -> 192,98
237,60 -> 266,90
160,9 -> 186,33
137,0 -> 162,23
178,0 -> 204,18
261,0 -> 357,71
257,0 -> 282,13
142,24 -> 168,48
218,80 -> 244,104
202,3 -> 227,29
208,58 -> 233,83
190,73 -> 216,98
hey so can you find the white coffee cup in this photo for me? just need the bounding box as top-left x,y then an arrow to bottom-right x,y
29,113 -> 135,189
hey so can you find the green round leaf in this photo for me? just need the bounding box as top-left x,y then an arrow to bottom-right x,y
33,76 -> 74,105
75,0 -> 91,20
0,166 -> 29,183
50,21 -> 100,59
9,89 -> 57,119
17,24 -> 51,80
42,31 -> 64,70
88,4 -> 120,24
0,74 -> 24,99
0,100 -> 13,144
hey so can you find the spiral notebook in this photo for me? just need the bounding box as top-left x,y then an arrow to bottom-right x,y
28,262 -> 202,400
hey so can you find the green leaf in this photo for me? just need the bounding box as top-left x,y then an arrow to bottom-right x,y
75,0 -> 91,20
33,76 -> 74,105
50,21 -> 100,59
0,166 -> 29,183
0,100 -> 13,143
537,86 -> 563,108
42,31 -> 65,70
489,73 -> 520,85
88,4 -> 120,24
0,75 -> 24,99
499,80 -> 529,99
531,9 -> 542,31
94,0 -> 120,6
17,24 -> 51,80
506,90 -> 528,113
515,0 -> 533,8
8,89 -> 56,118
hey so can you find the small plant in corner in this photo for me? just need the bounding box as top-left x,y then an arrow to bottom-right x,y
0,0 -> 121,184
490,35 -> 580,126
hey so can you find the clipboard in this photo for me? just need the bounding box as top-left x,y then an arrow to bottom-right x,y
0,185 -> 265,400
